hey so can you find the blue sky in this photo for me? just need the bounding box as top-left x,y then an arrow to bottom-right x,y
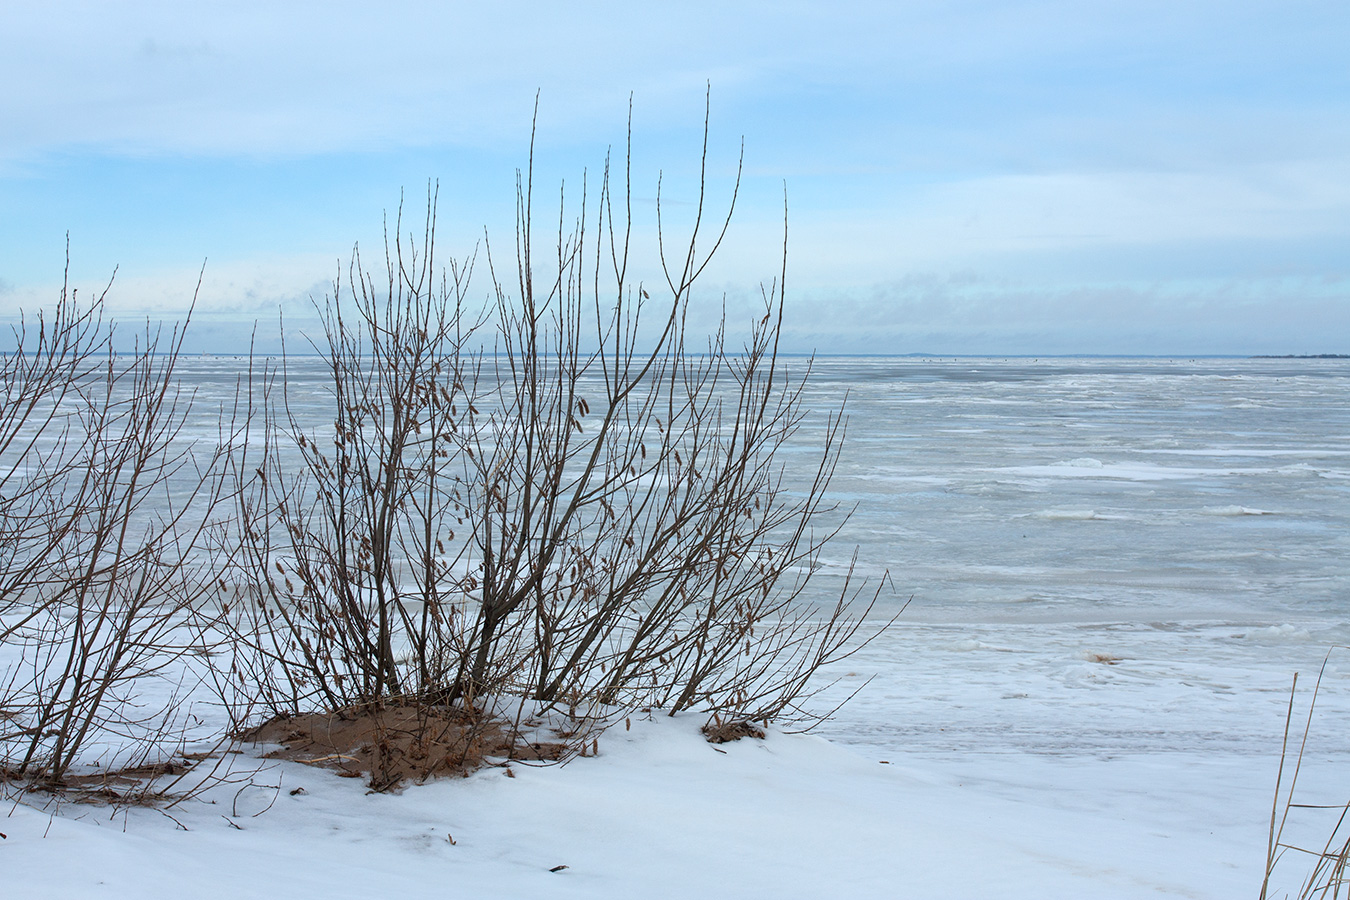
3,1 -> 1348,354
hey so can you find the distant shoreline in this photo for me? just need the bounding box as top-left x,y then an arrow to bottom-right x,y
178,351 -> 1350,360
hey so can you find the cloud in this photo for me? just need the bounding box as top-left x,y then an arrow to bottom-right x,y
778,273 -> 1350,355
4,1 -> 1347,163
778,159 -> 1350,278
0,252 -> 336,319
0,2 -> 762,160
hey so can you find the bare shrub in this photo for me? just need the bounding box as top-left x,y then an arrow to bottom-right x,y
0,261 -> 239,790
224,102 -> 887,784
219,194 -> 488,720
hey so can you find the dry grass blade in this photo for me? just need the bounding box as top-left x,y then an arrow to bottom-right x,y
1261,647 -> 1350,900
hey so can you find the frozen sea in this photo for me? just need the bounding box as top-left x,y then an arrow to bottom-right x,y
788,356 -> 1350,895
786,358 -> 1350,753
174,354 -> 1350,761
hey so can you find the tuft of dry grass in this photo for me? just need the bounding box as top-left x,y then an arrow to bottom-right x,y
701,720 -> 766,744
1261,649 -> 1350,900
243,705 -> 566,791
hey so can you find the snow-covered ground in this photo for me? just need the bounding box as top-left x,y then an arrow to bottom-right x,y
0,711 -> 1298,899
6,610 -> 1343,898
5,357 -> 1348,898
